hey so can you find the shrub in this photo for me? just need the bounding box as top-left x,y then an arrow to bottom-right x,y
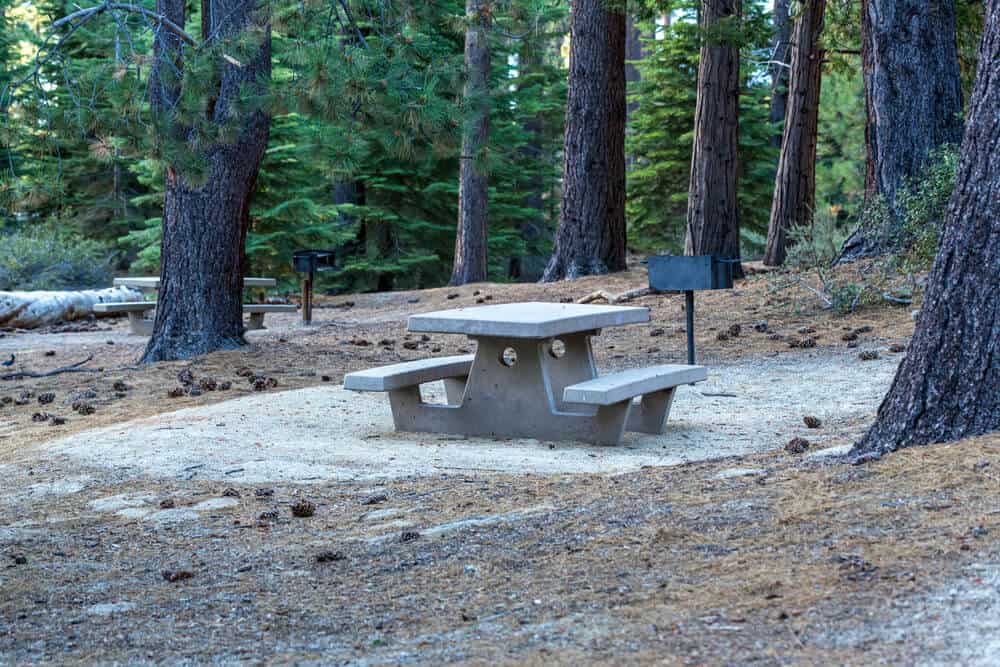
852,145 -> 959,272
785,208 -> 851,269
0,225 -> 114,291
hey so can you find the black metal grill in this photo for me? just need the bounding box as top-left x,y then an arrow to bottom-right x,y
647,255 -> 737,365
292,249 -> 337,274
292,249 -> 339,324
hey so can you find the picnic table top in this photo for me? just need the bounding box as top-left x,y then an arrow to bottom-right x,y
407,302 -> 650,339
113,276 -> 277,289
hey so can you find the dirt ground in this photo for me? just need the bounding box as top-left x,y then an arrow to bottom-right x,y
2,265 -> 998,665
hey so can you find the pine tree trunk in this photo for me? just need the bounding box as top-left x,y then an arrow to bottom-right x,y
450,0 -> 491,286
542,0 -> 627,282
763,0 -> 825,266
835,0 -> 964,263
769,0 -> 791,148
141,0 -> 271,363
853,1 -> 1000,459
685,0 -> 744,279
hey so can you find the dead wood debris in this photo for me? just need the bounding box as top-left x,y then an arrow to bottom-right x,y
576,287 -> 652,305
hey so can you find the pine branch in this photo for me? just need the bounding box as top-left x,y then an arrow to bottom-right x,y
52,2 -> 196,46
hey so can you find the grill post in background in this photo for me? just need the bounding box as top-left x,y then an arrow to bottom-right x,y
302,270 -> 314,325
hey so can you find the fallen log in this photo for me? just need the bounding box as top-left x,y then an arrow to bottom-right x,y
0,286 -> 142,329
576,287 -> 652,305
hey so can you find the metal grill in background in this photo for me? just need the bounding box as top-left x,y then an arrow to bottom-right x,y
647,255 -> 737,365
292,250 -> 338,324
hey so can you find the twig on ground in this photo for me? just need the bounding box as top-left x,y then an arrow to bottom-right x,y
1,355 -> 97,380
881,292 -> 913,305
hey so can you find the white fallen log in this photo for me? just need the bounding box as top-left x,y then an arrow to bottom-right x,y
0,286 -> 144,329
576,287 -> 652,305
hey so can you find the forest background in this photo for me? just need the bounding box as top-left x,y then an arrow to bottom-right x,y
0,0 -> 985,293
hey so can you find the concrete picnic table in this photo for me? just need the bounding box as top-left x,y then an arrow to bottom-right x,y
100,276 -> 292,334
344,302 -> 707,445
113,277 -> 277,290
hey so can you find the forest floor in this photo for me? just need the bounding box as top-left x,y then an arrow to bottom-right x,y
1,264 -> 998,665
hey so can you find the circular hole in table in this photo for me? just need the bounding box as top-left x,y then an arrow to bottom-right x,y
549,339 -> 566,359
499,347 -> 518,367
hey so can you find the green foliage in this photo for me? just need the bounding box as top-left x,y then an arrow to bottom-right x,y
860,145 -> 959,273
626,0 -> 779,257
0,223 -> 113,290
815,68 -> 865,226
785,208 -> 851,269
76,0 -> 565,290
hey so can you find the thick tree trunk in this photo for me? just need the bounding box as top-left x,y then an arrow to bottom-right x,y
141,0 -> 271,362
835,0 -> 964,263
450,0 -> 491,286
769,0 -> 791,149
763,0 -> 826,266
853,1 -> 1000,459
685,0 -> 744,279
542,0 -> 627,282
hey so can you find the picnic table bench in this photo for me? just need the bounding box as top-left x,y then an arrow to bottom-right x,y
97,277 -> 294,334
344,302 -> 706,445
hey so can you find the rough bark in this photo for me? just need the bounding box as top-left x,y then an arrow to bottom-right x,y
769,0 -> 791,148
450,0 -> 491,286
853,1 -> 1000,459
141,0 -> 271,362
0,287 -> 142,328
542,0 -> 627,282
835,0 -> 964,263
763,0 -> 826,266
684,0 -> 744,279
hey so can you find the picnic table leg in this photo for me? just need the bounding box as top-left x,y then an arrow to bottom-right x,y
594,401 -> 633,445
538,331 -> 600,411
443,376 -> 468,405
626,388 -> 676,434
387,385 -> 424,431
378,335 -> 631,445
126,311 -> 153,336
247,312 -> 266,330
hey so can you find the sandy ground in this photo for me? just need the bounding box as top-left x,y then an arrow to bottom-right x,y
1,266 -> 998,665
39,349 -> 896,485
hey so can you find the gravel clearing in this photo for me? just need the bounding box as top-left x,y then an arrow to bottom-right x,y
40,349 -> 898,483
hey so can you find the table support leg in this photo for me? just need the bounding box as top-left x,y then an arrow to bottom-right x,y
247,312 -> 266,330
594,401 -> 633,445
443,376 -> 468,405
127,312 -> 153,336
626,388 -> 676,434
377,335 -> 633,445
